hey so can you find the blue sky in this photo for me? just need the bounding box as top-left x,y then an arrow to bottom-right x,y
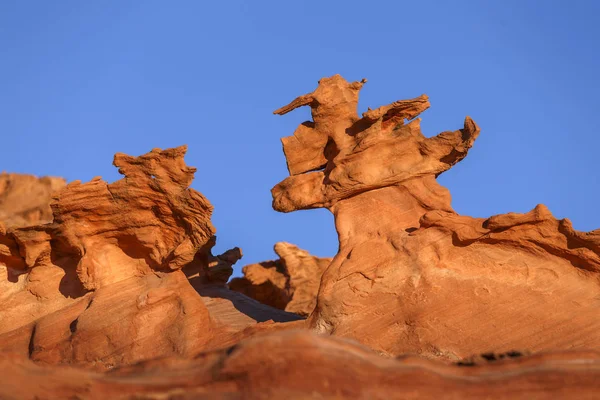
2,1 -> 599,276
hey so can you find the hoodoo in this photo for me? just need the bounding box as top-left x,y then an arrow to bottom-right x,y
272,74 -> 600,359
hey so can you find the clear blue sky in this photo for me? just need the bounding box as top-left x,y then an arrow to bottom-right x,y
2,1 -> 599,276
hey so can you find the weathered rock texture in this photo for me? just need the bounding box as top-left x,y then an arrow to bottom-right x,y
1,74 -> 598,399
272,74 -> 600,360
0,173 -> 66,228
0,146 -> 297,370
229,242 -> 331,316
2,330 -> 599,400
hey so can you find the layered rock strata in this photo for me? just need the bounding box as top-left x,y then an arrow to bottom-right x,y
1,330 -> 599,400
0,74 -> 598,399
0,146 -> 297,369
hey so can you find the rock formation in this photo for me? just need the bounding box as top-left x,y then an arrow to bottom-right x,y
229,242 -> 331,316
2,330 -> 600,400
0,173 -> 66,228
272,74 -> 600,359
0,75 -> 598,399
0,146 -> 297,370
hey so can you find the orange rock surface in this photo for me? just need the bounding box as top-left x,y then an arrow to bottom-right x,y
1,75 -> 599,399
272,74 -> 600,359
229,242 -> 331,316
2,330 -> 599,400
0,172 -> 66,228
0,146 -> 297,370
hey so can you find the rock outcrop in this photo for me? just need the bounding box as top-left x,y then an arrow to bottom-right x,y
2,330 -> 599,400
229,242 -> 331,316
0,146 -> 297,370
272,74 -> 600,359
1,74 -> 598,399
0,173 -> 66,228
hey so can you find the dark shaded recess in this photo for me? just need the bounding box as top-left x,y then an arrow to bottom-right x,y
345,118 -> 376,137
69,318 -> 78,333
0,233 -> 27,281
27,324 -> 37,357
117,234 -> 162,270
457,351 -> 525,367
50,238 -> 87,299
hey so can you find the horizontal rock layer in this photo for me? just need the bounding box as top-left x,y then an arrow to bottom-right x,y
1,331 -> 599,400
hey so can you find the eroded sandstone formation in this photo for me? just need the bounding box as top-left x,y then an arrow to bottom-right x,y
229,242 -> 331,316
0,173 -> 66,228
1,74 -> 598,399
0,146 -> 297,370
272,74 -> 600,359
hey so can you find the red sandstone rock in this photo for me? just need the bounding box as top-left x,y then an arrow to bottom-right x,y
0,173 -> 66,228
229,242 -> 331,316
272,74 -> 600,360
0,75 -> 598,399
1,331 -> 599,400
0,146 -> 296,369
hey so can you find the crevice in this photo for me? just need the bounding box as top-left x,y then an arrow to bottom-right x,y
69,318 -> 78,334
339,270 -> 375,282
28,324 -> 37,358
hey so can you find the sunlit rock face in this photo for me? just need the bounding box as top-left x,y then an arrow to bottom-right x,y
0,146 -> 296,369
272,74 -> 600,359
1,74 -> 599,399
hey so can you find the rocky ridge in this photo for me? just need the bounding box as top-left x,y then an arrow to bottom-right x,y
1,75 -> 599,398
0,146 -> 298,371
